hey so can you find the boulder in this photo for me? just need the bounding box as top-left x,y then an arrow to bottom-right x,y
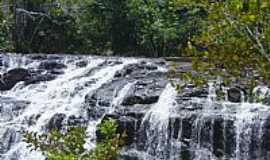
227,88 -> 243,103
75,60 -> 88,67
0,68 -> 31,91
46,113 -> 66,131
121,79 -> 167,106
177,86 -> 208,101
67,115 -> 88,126
24,74 -> 57,85
121,95 -> 159,106
39,61 -> 66,70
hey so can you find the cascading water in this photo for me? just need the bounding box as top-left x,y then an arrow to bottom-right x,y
0,54 -> 140,159
0,53 -> 270,160
138,84 -> 177,160
84,82 -> 135,150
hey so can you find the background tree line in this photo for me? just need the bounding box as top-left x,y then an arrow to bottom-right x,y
0,0 -> 205,57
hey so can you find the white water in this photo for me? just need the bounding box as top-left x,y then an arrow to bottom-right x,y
134,81 -> 270,160
139,84 -> 178,160
84,82 -> 135,150
1,54 -> 270,160
0,55 -> 139,159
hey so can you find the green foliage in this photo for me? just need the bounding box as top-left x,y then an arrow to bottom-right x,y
87,119 -> 126,160
24,127 -> 86,160
13,0 -> 83,53
127,0 -> 206,56
99,119 -> 118,140
0,2 -> 13,51
176,0 -> 270,88
23,119 -> 126,160
0,0 -> 206,56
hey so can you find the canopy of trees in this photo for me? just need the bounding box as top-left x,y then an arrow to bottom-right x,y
0,0 -> 205,56
176,0 -> 270,88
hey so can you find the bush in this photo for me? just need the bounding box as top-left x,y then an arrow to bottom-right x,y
23,119 -> 126,160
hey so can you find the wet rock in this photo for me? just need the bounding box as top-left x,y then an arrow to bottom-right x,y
85,80 -> 129,120
224,119 -> 236,157
154,59 -> 167,66
213,117 -> 225,158
0,68 -> 31,91
0,128 -> 19,155
97,60 -> 123,68
262,116 -> 270,155
122,95 -> 159,106
179,115 -> 196,160
96,105 -> 147,147
145,64 -> 158,70
29,54 -> 48,60
228,88 -> 242,103
114,63 -> 159,78
121,79 -> 167,106
24,73 -> 56,85
85,80 -> 128,108
177,101 -> 204,111
27,114 -> 41,126
47,113 -> 66,131
250,119 -> 264,159
75,60 -> 88,67
119,154 -> 139,160
24,61 -> 66,85
177,87 -> 208,101
67,115 -> 87,126
123,106 -> 147,120
39,61 -> 66,70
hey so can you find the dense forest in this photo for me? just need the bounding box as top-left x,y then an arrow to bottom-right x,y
0,0 -> 205,56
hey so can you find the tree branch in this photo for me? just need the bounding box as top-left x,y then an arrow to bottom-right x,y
246,26 -> 270,63
16,8 -> 51,20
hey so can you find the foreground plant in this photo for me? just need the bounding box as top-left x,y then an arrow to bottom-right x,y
23,119 -> 126,160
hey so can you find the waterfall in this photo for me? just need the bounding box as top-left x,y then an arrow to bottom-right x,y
139,84 -> 177,160
0,54 -> 139,159
1,54 -> 270,160
84,82 -> 134,150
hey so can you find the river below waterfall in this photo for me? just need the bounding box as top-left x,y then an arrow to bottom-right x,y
0,53 -> 270,160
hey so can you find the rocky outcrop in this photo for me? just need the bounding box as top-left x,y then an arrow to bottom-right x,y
85,60 -> 168,121
46,114 -> 88,131
0,68 -> 31,91
228,87 -> 243,103
46,113 -> 66,131
114,61 -> 164,79
1,54 -> 270,160
121,79 -> 167,106
39,61 -> 66,70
